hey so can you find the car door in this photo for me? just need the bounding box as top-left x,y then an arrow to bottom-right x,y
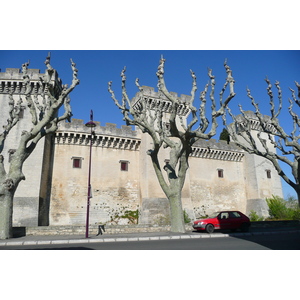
229,211 -> 243,229
218,212 -> 230,229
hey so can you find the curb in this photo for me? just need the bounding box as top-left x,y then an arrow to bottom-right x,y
1,229 -> 300,247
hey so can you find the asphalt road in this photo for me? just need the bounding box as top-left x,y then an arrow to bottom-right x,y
2,232 -> 300,250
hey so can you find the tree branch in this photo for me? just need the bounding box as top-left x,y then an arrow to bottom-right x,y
11,55 -> 79,166
193,60 -> 236,140
0,91 -> 22,153
227,77 -> 300,196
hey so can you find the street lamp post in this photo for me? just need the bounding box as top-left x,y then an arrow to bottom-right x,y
85,110 -> 96,238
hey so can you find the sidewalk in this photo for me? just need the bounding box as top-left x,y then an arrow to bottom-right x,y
1,227 -> 300,247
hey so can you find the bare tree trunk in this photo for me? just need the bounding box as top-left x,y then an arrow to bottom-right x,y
295,188 -> 300,208
0,189 -> 14,239
168,190 -> 185,233
0,55 -> 79,239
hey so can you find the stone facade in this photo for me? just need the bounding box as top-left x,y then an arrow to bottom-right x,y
189,139 -> 246,217
47,88 -> 283,226
0,67 -> 283,228
0,68 -> 60,226
47,120 -> 282,226
49,119 -> 141,226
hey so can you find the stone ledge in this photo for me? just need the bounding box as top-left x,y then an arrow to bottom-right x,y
13,224 -> 191,237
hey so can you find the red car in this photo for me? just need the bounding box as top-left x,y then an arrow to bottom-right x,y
193,211 -> 251,233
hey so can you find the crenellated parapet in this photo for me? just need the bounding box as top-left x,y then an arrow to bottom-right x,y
233,111 -> 277,134
0,68 -> 63,96
131,86 -> 191,116
191,139 -> 244,162
58,119 -> 139,137
55,119 -> 141,150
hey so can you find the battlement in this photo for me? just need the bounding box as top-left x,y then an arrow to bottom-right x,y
0,68 -> 42,80
191,139 -> 244,162
233,111 -> 277,134
139,86 -> 192,103
132,86 -> 191,116
58,119 -> 139,138
55,119 -> 141,150
0,68 -> 62,95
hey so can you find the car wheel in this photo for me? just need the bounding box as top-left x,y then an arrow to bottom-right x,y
205,224 -> 214,234
240,223 -> 249,232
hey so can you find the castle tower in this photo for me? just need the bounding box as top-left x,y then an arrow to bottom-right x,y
229,111 -> 283,217
0,67 -> 62,226
130,86 -> 195,225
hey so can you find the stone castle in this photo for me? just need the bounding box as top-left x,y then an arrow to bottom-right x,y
0,67 -> 283,227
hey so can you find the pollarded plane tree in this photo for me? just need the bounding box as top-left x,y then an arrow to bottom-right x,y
108,56 -> 236,233
226,78 -> 300,206
0,54 -> 79,239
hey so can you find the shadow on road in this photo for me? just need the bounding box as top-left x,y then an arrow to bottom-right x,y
192,229 -> 300,250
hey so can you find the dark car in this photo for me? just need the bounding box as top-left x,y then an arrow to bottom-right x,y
193,210 -> 251,233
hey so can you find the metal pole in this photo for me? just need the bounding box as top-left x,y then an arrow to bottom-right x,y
85,125 -> 93,238
85,110 -> 96,238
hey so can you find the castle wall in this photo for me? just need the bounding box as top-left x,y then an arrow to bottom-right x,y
243,152 -> 283,216
189,139 -> 247,217
49,120 -> 141,226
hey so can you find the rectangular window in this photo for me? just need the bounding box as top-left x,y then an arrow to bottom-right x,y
266,169 -> 271,179
120,160 -> 129,171
73,159 -> 81,168
220,212 -> 229,219
72,157 -> 83,168
229,211 -> 241,218
218,169 -> 224,178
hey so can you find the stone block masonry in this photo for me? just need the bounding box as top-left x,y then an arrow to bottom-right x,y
58,119 -> 139,139
17,225 -> 180,236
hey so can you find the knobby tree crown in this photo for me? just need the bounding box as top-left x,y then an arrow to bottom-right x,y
226,77 -> 300,203
0,53 -> 79,190
108,56 -> 236,205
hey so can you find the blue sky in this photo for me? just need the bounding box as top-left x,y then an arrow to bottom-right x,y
1,50 -> 300,199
